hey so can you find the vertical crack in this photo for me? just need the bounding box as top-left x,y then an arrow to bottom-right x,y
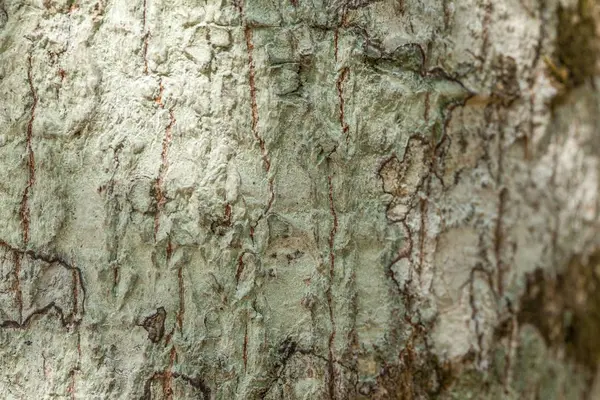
15,52 -> 38,324
494,187 -> 508,295
22,53 -> 38,243
326,174 -> 338,400
243,322 -> 249,372
67,331 -> 82,400
336,67 -> 350,142
176,263 -> 184,332
243,25 -> 270,173
235,252 -> 246,284
242,8 -> 275,234
67,368 -> 76,399
142,0 -> 149,74
153,80 -> 176,242
164,346 -> 177,399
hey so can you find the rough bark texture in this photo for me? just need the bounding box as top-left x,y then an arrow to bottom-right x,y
0,0 -> 599,399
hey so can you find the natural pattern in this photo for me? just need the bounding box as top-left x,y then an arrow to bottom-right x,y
0,0 -> 599,399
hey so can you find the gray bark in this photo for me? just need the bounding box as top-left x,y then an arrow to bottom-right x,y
0,0 -> 599,399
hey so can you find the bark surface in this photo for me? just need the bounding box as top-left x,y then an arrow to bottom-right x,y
0,0 -> 599,399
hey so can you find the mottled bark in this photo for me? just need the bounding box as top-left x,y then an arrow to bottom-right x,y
0,0 -> 599,399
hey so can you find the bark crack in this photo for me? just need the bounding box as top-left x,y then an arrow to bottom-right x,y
153,80 -> 176,242
243,321 -> 249,371
16,52 -> 39,324
494,187 -> 508,295
336,67 -> 350,142
141,0 -> 149,74
242,6 -> 275,235
326,174 -> 338,400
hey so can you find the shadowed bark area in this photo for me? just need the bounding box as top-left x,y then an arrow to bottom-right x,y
0,0 -> 599,399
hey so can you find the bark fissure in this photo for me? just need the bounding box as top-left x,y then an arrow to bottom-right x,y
336,67 -> 350,142
243,16 -> 275,234
141,0 -> 149,74
326,174 -> 338,400
153,80 -> 176,242
21,53 -> 37,248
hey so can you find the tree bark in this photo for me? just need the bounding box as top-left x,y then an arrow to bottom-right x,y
0,0 -> 599,398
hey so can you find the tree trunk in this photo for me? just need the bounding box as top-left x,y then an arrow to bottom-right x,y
0,0 -> 599,398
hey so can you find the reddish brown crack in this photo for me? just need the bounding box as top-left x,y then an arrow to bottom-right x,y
333,12 -> 349,63
334,29 -> 340,62
21,53 -> 37,247
244,26 -> 270,173
153,81 -> 176,242
164,346 -> 177,399
235,252 -> 246,284
164,326 -> 175,346
113,264 -> 119,291
154,80 -> 164,107
328,175 -> 338,274
243,17 -> 275,233
243,323 -> 249,371
336,67 -> 350,141
142,0 -> 149,74
290,0 -> 298,5
494,188 -> 508,295
177,265 -> 184,332
326,174 -> 338,400
67,368 -> 77,399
